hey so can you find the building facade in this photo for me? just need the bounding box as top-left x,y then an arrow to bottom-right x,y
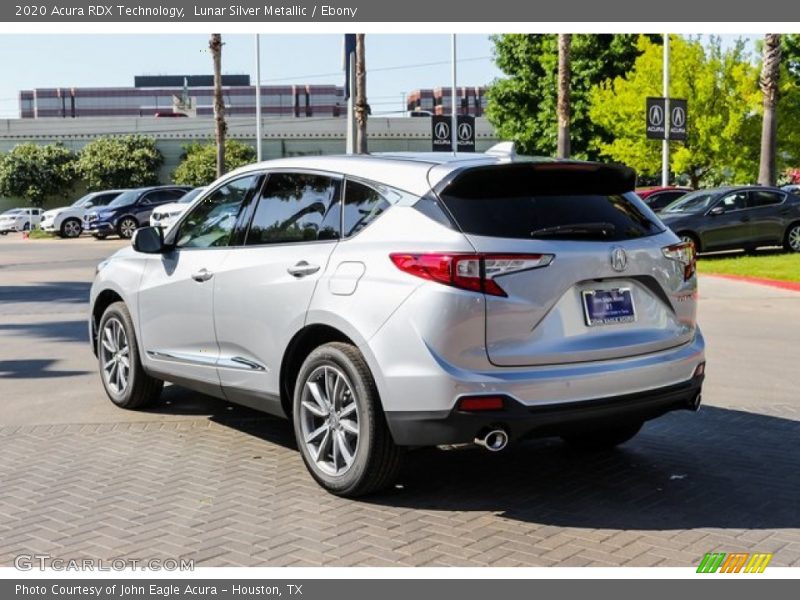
406,87 -> 488,117
19,75 -> 345,119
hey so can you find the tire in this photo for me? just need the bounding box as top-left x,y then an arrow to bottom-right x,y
117,217 -> 138,239
59,218 -> 82,238
784,223 -> 800,253
678,232 -> 700,253
561,422 -> 643,451
22,221 -> 30,231
97,301 -> 163,409
293,342 -> 404,497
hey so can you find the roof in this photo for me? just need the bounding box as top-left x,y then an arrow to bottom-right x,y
230,152 -> 556,196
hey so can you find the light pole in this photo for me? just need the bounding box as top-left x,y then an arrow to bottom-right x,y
662,33 -> 670,187
255,34 -> 262,162
451,34 -> 457,155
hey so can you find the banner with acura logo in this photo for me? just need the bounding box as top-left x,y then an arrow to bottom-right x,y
432,115 -> 476,152
646,97 -> 688,141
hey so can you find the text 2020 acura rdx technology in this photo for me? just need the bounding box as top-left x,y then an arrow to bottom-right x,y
89,153 -> 705,496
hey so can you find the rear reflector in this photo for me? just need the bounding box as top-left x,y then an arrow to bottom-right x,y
458,396 -> 505,412
390,252 -> 554,297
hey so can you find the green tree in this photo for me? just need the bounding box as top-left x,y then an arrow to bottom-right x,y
486,34 -> 659,159
173,140 -> 256,186
0,143 -> 78,207
590,36 -> 764,187
76,135 -> 163,190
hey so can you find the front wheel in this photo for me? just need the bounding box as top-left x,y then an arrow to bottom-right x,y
293,342 -> 404,497
561,422 -> 643,451
97,301 -> 163,409
60,218 -> 82,238
117,217 -> 138,239
785,223 -> 800,253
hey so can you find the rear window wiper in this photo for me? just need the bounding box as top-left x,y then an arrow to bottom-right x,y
530,222 -> 617,237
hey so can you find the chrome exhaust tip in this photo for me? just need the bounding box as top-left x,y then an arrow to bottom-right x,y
474,428 -> 509,452
689,392 -> 702,411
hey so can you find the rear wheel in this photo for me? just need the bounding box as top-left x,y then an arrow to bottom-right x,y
561,422 -> 643,451
22,221 -> 30,231
117,217 -> 138,239
678,232 -> 700,253
60,218 -> 82,238
293,342 -> 404,497
785,223 -> 800,253
97,301 -> 163,409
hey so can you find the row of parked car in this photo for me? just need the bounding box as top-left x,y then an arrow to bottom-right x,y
3,182 -> 800,253
0,186 -> 204,239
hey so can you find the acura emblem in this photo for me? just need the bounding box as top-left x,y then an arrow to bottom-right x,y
610,247 -> 628,272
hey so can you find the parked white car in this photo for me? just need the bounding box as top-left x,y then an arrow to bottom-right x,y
0,208 -> 44,234
40,190 -> 127,238
150,187 -> 206,230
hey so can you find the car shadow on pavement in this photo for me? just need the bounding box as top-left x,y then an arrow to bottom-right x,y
0,359 -> 90,379
358,405 -> 800,531
0,320 -> 88,344
0,282 -> 91,304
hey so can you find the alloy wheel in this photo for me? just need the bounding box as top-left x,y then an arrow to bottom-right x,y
299,365 -> 360,477
119,219 -> 137,239
100,317 -> 131,395
788,226 -> 800,252
63,220 -> 81,238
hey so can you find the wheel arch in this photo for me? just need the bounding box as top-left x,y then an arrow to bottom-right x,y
279,323 -> 360,419
676,230 -> 702,253
90,288 -> 124,356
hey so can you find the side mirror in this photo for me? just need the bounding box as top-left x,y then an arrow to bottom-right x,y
132,226 -> 165,254
84,202 -> 93,208
708,206 -> 725,216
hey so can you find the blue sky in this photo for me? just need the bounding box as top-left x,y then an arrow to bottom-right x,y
0,34 -> 501,118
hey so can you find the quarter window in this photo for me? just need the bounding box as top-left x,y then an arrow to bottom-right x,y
246,173 -> 341,245
176,176 -> 257,248
343,180 -> 391,237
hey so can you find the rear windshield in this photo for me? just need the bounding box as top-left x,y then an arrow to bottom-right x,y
437,165 -> 663,242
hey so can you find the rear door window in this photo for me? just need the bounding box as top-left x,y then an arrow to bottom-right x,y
343,179 -> 391,237
749,191 -> 785,208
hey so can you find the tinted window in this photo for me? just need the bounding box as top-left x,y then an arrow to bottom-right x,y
246,173 -> 340,245
176,176 -> 257,248
343,180 -> 391,237
440,189 -> 662,242
93,193 -> 119,207
662,191 -> 717,214
647,190 -> 687,210
107,190 -> 139,208
143,189 -> 185,205
750,191 -> 784,208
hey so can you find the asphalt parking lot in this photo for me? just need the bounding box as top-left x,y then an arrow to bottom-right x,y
1,233 -> 799,567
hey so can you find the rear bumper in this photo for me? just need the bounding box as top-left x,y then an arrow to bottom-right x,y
386,373 -> 704,446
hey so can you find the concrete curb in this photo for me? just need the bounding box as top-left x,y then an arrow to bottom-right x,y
703,273 -> 800,292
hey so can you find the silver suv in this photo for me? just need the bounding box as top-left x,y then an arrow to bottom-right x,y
90,153 -> 705,496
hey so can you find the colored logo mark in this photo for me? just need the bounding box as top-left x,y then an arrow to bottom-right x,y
697,552 -> 772,573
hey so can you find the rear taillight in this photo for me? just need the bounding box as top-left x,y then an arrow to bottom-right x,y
389,252 -> 554,297
662,241 -> 696,280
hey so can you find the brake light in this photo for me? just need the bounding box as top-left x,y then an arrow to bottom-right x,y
389,252 -> 554,297
662,241 -> 696,280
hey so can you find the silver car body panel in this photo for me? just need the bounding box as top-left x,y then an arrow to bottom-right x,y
90,152 -> 705,440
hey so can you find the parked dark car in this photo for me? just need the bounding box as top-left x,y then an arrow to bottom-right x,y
659,186 -> 800,253
636,186 -> 692,212
85,186 -> 193,239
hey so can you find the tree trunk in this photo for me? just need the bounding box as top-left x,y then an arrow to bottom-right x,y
758,34 -> 781,186
354,34 -> 368,154
556,34 -> 572,159
210,34 -> 226,178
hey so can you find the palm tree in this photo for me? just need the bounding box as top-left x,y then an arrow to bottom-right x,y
209,34 -> 226,178
556,34 -> 572,159
758,34 -> 781,186
354,34 -> 368,154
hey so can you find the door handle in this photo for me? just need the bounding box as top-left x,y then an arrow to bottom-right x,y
191,268 -> 214,282
287,261 -> 321,278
